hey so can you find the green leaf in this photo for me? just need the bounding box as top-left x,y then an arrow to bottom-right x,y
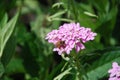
1,35 -> 16,67
78,13 -> 99,30
53,67 -> 72,80
50,18 -> 73,22
52,2 -> 64,8
84,12 -> 98,18
5,58 -> 25,74
83,50 -> 120,80
28,77 -> 39,80
47,61 -> 66,80
0,13 -> 8,29
0,12 -> 19,57
48,10 -> 67,21
79,3 -> 94,13
89,0 -> 109,13
0,61 -> 4,78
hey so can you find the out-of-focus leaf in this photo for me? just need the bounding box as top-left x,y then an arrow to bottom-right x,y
78,13 -> 99,30
50,18 -> 73,22
48,10 -> 67,21
1,35 -> 16,67
52,2 -> 64,8
0,61 -> 4,78
95,4 -> 118,45
89,0 -> 109,13
20,38 -> 40,77
28,77 -> 39,80
0,14 -> 8,59
5,58 -> 25,74
83,49 -> 120,80
16,0 -> 40,14
79,4 -> 94,13
1,76 -> 12,80
47,61 -> 65,80
0,12 -> 19,57
84,12 -> 98,18
0,13 -> 8,29
106,6 -> 118,21
15,23 -> 30,46
53,67 -> 72,80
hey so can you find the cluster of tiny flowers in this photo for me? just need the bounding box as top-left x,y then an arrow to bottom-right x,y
108,62 -> 120,80
45,23 -> 97,55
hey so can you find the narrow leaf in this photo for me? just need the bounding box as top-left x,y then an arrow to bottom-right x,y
1,35 -> 16,67
53,67 -> 72,80
0,13 -> 8,29
0,61 -> 4,78
83,50 -> 120,80
0,12 -> 19,57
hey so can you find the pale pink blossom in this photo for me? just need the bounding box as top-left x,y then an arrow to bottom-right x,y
108,62 -> 120,80
45,23 -> 97,55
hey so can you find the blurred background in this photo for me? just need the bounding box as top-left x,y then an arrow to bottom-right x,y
0,0 -> 120,80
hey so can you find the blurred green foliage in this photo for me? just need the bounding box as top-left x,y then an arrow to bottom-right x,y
0,0 -> 120,80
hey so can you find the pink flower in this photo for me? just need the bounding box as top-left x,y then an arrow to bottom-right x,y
108,62 -> 120,80
45,23 -> 97,55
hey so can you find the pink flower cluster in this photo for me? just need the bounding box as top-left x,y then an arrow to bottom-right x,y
45,23 -> 97,55
108,62 -> 120,80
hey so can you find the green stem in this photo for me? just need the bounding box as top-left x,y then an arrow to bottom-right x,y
70,50 -> 83,80
75,54 -> 82,80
